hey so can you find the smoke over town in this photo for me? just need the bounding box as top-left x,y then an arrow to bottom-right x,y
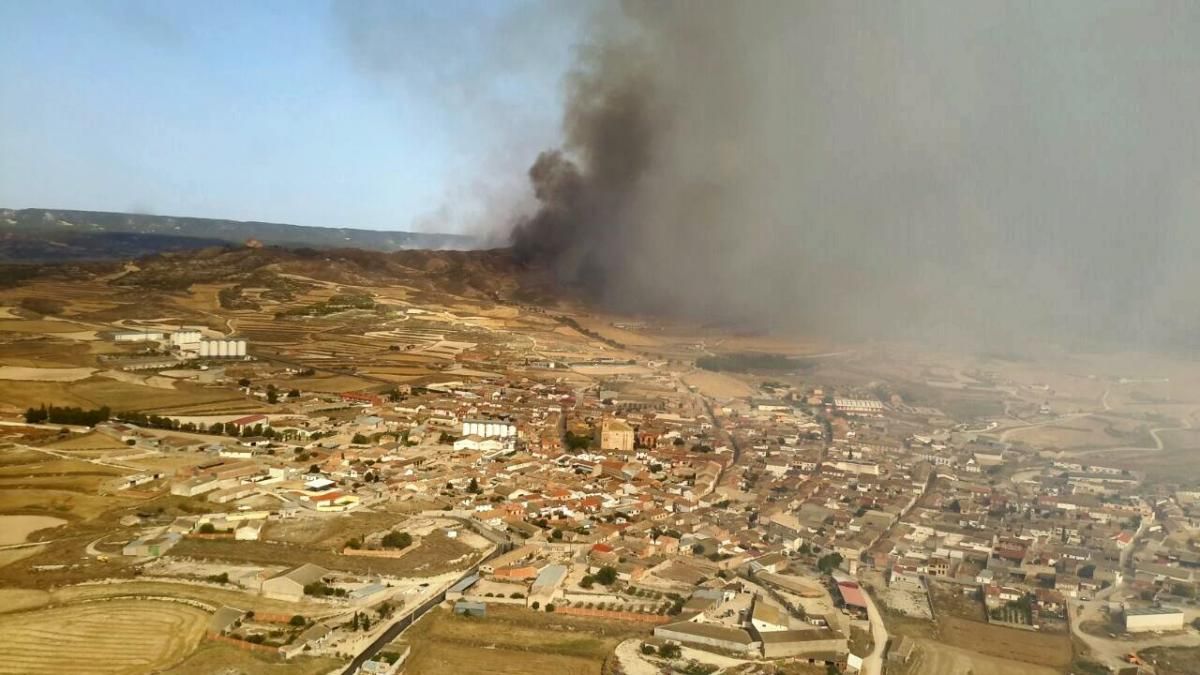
511,1 -> 1200,349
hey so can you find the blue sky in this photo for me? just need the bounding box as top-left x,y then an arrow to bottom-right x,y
0,0 -> 582,233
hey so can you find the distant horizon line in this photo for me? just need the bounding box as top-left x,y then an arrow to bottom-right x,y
0,204 -> 476,239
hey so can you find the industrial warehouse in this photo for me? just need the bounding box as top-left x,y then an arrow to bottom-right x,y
105,329 -> 249,361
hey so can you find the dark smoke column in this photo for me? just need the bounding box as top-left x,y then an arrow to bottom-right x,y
511,1 -> 1200,349
510,36 -> 661,304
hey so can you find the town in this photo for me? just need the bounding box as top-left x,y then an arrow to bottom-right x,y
1,258 -> 1198,675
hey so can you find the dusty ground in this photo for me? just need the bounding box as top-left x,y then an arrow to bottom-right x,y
902,639 -> 1063,675
936,615 -> 1072,668
171,528 -> 480,577
0,514 -> 67,545
166,643 -> 342,675
401,604 -> 650,675
48,579 -> 334,616
0,588 -> 51,613
682,370 -> 756,399
0,366 -> 96,381
1139,645 -> 1200,675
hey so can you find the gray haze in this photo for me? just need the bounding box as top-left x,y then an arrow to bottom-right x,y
512,1 -> 1200,349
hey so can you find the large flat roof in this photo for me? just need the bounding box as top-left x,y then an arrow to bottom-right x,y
1126,606 -> 1183,616
657,621 -> 755,644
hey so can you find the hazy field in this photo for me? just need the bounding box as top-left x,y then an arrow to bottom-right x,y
682,370 -> 755,399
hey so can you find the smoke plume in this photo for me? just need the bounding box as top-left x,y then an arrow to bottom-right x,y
512,1 -> 1200,349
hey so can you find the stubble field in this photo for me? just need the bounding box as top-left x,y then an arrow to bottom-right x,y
0,599 -> 208,674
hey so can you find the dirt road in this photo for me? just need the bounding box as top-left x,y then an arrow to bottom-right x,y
861,586 -> 888,675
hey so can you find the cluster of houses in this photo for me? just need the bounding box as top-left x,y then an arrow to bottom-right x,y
89,340 -> 1200,668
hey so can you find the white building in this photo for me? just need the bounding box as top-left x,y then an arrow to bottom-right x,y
834,398 -> 886,415
454,435 -> 505,452
832,459 -> 881,476
1124,606 -> 1184,632
114,331 -> 165,343
170,329 -> 203,347
198,339 -> 247,359
461,418 -> 516,439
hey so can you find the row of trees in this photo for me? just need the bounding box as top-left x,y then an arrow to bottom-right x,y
24,404 -> 110,426
119,411 -> 323,442
23,402 -> 325,441
696,352 -> 805,373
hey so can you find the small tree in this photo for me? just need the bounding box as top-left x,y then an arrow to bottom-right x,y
352,433 -> 369,445
580,575 -> 595,589
531,601 -> 540,610
468,477 -> 481,494
818,552 -> 844,574
289,615 -> 307,627
545,604 -> 555,612
658,643 -> 681,659
198,522 -> 216,534
382,531 -> 413,549
595,566 -> 618,586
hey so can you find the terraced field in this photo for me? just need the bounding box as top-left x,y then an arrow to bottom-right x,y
0,600 -> 208,674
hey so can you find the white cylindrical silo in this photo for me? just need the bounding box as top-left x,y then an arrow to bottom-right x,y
217,340 -> 228,357
235,340 -> 246,357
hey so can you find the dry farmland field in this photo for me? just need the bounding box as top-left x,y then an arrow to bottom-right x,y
0,375 -> 254,415
170,528 -> 481,577
401,605 -> 651,675
897,639 -> 1063,675
168,643 -> 341,675
682,369 -> 756,399
0,445 -> 141,520
924,582 -> 1073,672
0,599 -> 207,674
51,579 -> 334,617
